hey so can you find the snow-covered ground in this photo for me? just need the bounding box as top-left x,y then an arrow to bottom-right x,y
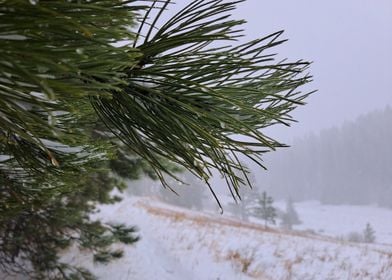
272,200 -> 392,245
63,196 -> 392,280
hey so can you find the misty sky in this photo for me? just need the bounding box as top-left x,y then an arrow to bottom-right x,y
235,0 -> 392,142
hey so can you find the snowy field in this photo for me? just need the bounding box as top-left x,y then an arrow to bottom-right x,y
275,200 -> 392,245
60,195 -> 392,280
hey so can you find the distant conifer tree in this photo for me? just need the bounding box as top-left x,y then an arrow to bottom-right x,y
363,223 -> 376,243
281,197 -> 301,230
253,192 -> 277,227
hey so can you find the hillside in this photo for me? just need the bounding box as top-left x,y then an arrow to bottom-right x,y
59,196 -> 392,280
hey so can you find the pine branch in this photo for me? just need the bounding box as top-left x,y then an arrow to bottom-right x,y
93,0 -> 313,201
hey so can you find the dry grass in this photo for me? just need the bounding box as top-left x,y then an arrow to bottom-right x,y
137,198 -> 392,259
224,249 -> 270,279
226,250 -> 253,274
136,199 -> 356,245
135,198 -> 392,280
138,200 -> 277,233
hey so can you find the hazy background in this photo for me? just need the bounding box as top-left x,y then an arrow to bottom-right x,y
236,0 -> 392,142
131,0 -> 392,206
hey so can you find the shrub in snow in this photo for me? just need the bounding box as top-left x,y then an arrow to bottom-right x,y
363,223 -> 376,243
252,191 -> 277,227
347,232 -> 363,243
280,197 -> 301,230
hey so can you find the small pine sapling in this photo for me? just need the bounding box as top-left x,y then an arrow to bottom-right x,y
253,191 -> 277,227
363,223 -> 376,243
280,197 -> 301,230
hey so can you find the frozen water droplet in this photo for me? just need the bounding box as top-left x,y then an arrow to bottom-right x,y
29,0 -> 39,5
76,48 -> 84,55
37,65 -> 49,73
220,121 -> 226,129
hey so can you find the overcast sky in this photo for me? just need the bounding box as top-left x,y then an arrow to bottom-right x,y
235,0 -> 392,142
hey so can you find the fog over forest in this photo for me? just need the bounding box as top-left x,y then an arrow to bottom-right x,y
129,106 -> 392,208
256,106 -> 392,206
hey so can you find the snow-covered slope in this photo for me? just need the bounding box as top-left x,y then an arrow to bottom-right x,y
64,196 -> 392,280
277,200 -> 392,245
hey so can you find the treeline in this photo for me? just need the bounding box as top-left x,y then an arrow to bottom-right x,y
259,106 -> 392,206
